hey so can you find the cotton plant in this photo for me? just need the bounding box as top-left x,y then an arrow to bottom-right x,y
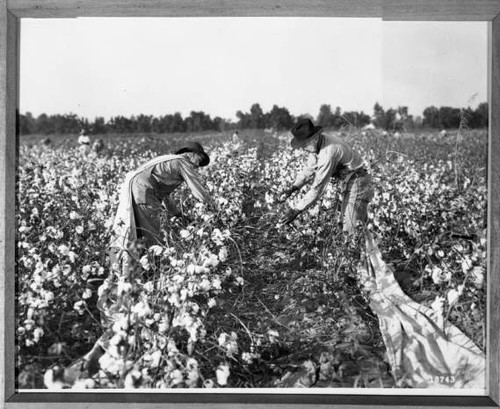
16,131 -> 488,389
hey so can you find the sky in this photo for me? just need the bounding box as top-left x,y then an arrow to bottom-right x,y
19,18 -> 487,122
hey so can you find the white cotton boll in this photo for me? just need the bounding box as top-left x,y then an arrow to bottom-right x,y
150,351 -> 162,368
431,296 -> 444,314
212,278 -> 222,290
73,300 -> 87,315
143,281 -> 154,293
43,367 -> 65,390
58,244 -> 70,256
124,370 -> 142,389
216,364 -> 230,386
112,316 -> 129,332
447,289 -> 461,306
199,278 -> 211,292
140,255 -> 150,270
431,266 -> 451,285
242,352 -> 254,364
170,369 -> 184,386
69,211 -> 80,220
131,300 -> 152,319
82,288 -> 92,299
203,253 -> 219,268
461,257 -> 473,274
117,280 -> 132,296
218,246 -> 228,262
71,379 -> 96,390
216,198 -> 229,206
193,265 -> 208,274
203,379 -> 215,388
218,332 -> 228,346
470,266 -> 485,289
149,245 -> 164,256
33,327 -> 44,343
158,317 -> 170,333
185,358 -> 200,387
68,251 -> 78,263
109,332 -> 126,346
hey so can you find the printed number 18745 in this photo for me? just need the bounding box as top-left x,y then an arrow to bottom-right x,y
434,376 -> 456,384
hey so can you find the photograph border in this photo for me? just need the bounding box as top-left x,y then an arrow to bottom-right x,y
1,1 -> 499,408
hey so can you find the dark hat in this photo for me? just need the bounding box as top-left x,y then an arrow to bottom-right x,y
175,142 -> 210,167
290,119 -> 323,149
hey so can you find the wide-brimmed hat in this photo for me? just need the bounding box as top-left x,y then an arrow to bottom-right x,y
290,119 -> 323,149
175,142 -> 210,167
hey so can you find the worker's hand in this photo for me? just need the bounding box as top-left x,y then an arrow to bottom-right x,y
279,208 -> 301,225
278,186 -> 299,203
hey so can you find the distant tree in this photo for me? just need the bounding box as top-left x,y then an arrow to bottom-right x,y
372,102 -> 385,129
332,107 -> 344,129
170,113 -> 185,133
316,104 -> 335,128
438,106 -> 462,129
236,110 -> 251,129
79,117 -> 90,133
92,117 -> 107,134
422,106 -> 440,128
371,104 -> 397,131
341,111 -> 371,129
189,111 -> 216,132
392,106 -> 409,131
35,113 -> 55,134
266,105 -> 294,130
19,112 -> 36,135
109,116 -> 135,133
151,116 -> 168,133
249,103 -> 265,129
184,116 -> 195,133
384,109 -> 398,131
136,114 -> 153,133
296,113 -> 314,123
213,116 -> 227,132
469,102 -> 488,128
413,116 -> 424,129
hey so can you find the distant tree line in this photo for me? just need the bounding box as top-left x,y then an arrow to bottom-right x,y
19,102 -> 488,136
422,103 -> 488,129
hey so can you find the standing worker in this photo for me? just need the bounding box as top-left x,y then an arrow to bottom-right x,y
278,119 -> 373,235
77,142 -> 216,377
77,129 -> 91,155
230,130 -> 243,156
109,141 -> 216,268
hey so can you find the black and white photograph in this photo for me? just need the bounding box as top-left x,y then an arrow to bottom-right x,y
6,6 -> 494,400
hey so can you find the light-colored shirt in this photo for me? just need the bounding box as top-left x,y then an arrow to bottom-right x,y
78,134 -> 91,145
292,132 -> 364,211
131,155 -> 212,206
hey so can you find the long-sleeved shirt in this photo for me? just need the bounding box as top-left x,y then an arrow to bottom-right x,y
131,155 -> 212,207
78,134 -> 91,145
292,132 -> 365,212
110,154 -> 212,258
